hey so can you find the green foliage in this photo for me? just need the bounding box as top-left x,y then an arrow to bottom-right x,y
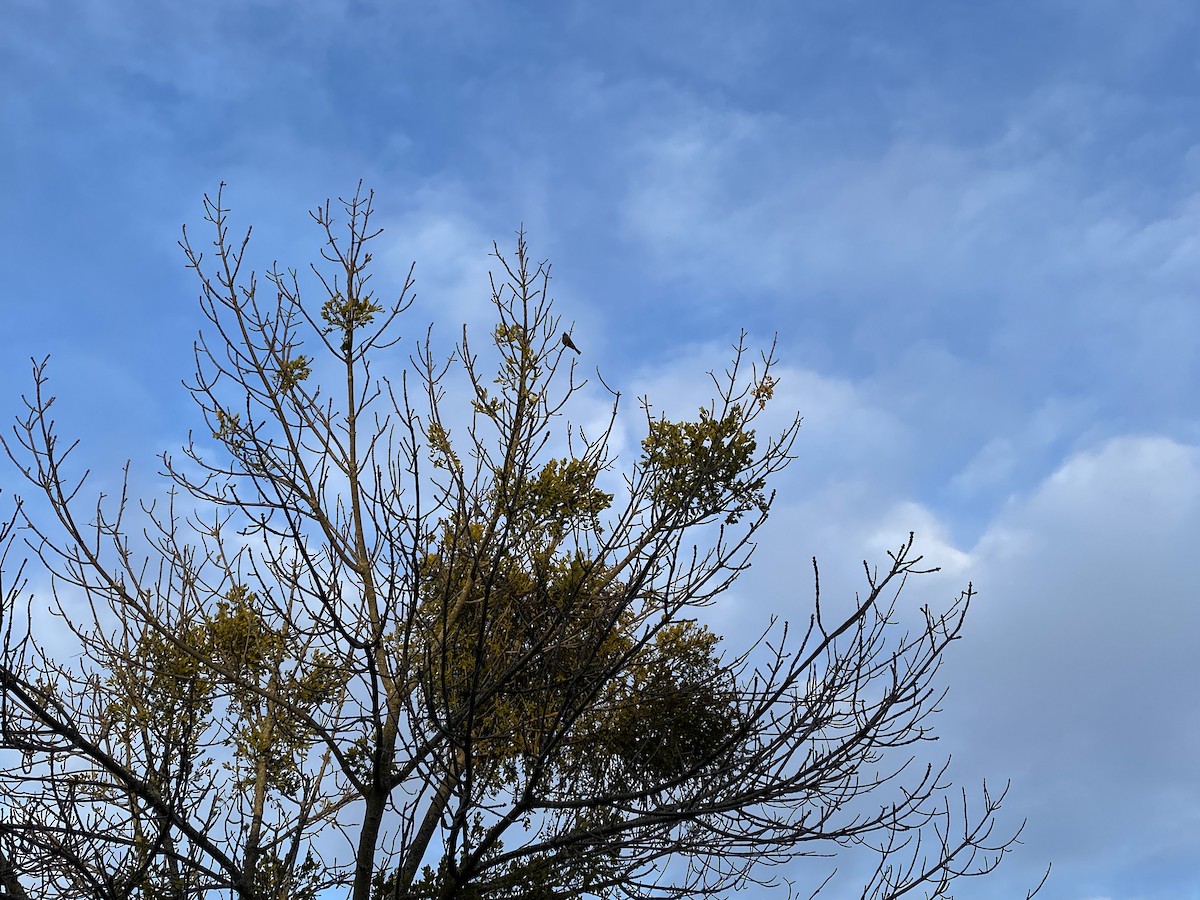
572,620 -> 739,789
492,321 -> 531,357
418,520 -> 629,772
103,619 -> 215,755
250,849 -> 324,900
211,407 -> 246,452
419,506 -> 739,800
276,354 -> 312,390
206,585 -> 345,795
426,420 -> 463,472
382,833 -> 615,900
321,291 -> 383,335
519,457 -> 614,541
640,406 -> 768,524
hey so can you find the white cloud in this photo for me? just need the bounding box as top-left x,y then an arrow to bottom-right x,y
721,432 -> 1200,897
936,434 -> 1200,895
950,395 -> 1102,499
613,78 -> 1200,429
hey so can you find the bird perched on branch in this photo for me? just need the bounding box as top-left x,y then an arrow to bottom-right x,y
562,332 -> 581,354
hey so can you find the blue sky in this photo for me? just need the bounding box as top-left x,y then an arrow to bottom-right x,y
3,2 -> 1200,897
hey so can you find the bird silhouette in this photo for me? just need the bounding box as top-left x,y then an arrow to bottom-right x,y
562,332 -> 581,354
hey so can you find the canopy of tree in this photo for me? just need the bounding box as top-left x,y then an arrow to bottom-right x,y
0,186 -> 1045,899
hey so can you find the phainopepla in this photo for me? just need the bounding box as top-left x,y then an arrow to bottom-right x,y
562,332 -> 581,354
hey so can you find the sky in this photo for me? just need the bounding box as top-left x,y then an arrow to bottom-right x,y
3,1 -> 1199,898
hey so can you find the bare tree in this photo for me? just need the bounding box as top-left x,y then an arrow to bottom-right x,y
0,184 -> 1047,899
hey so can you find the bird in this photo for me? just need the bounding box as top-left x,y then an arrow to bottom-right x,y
562,332 -> 581,354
